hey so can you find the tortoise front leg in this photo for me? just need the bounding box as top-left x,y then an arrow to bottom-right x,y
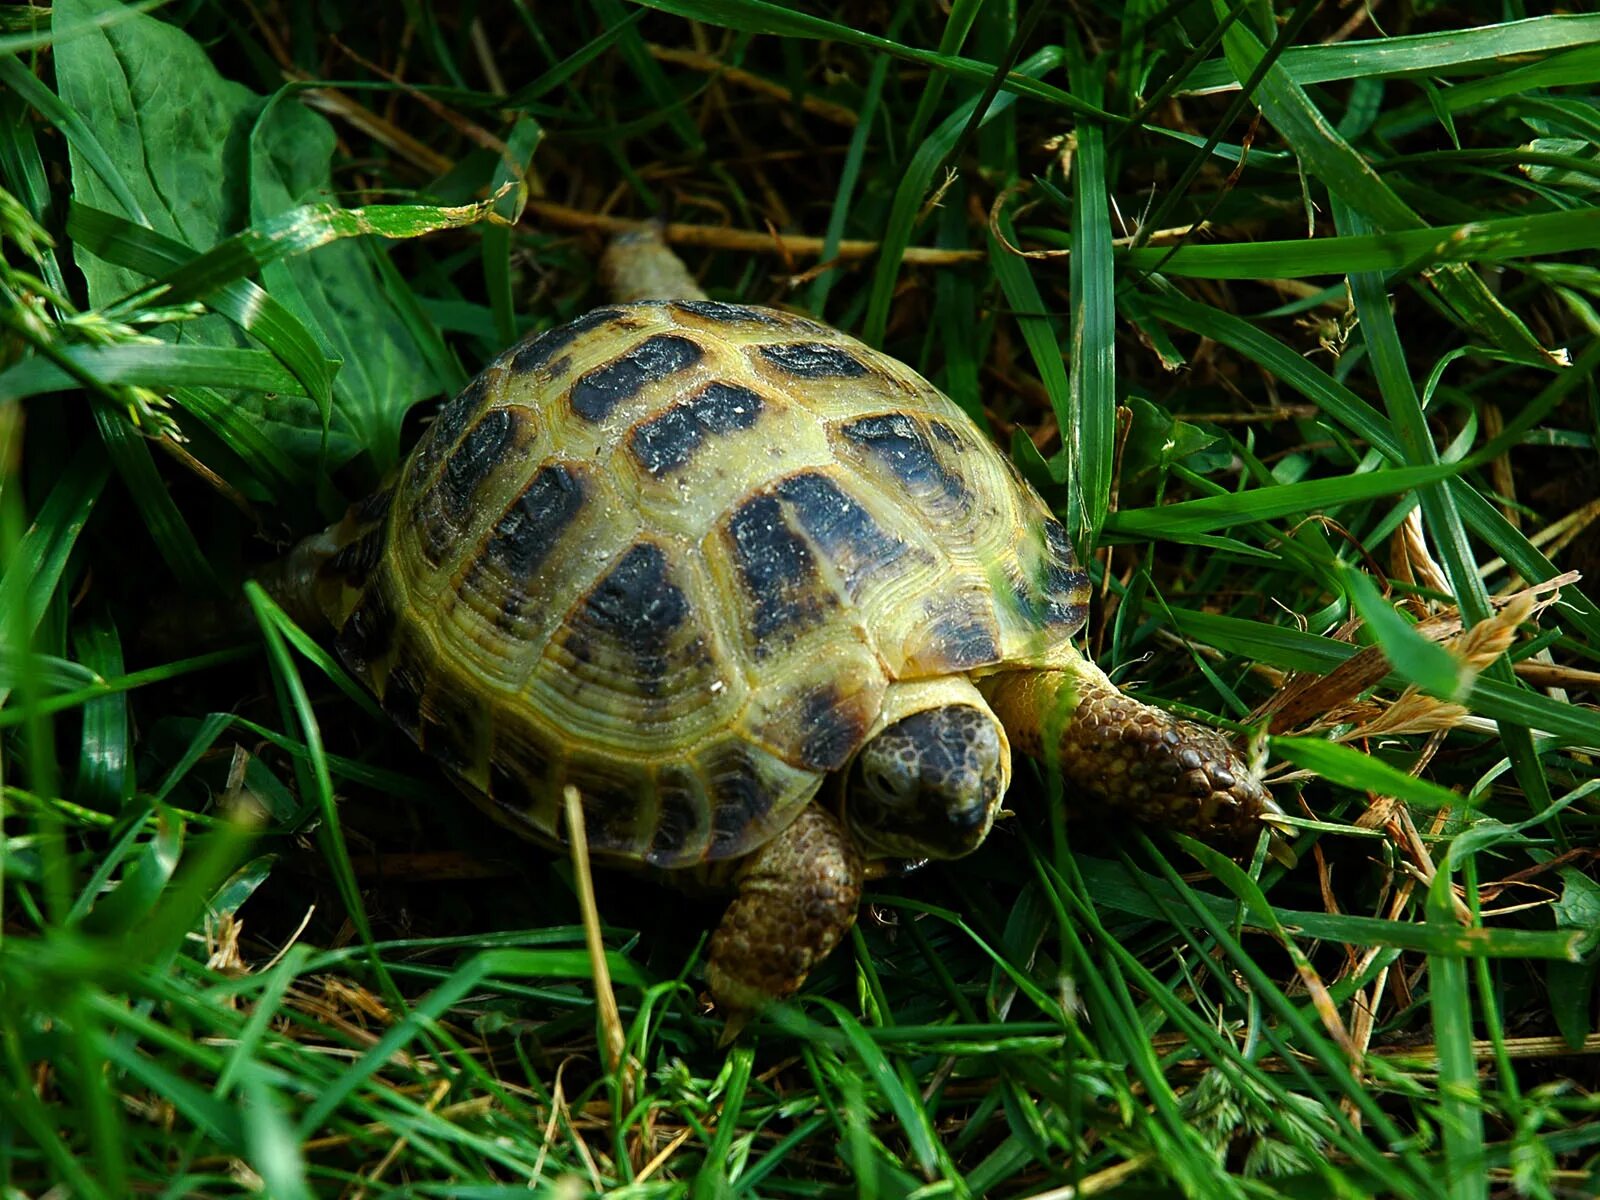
708,804 -> 863,1036
980,655 -> 1290,859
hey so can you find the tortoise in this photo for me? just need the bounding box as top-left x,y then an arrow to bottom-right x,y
272,229 -> 1285,1027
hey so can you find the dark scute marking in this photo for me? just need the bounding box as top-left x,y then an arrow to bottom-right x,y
775,471 -> 909,595
328,526 -> 386,588
647,771 -> 704,865
353,486 -> 394,524
705,749 -> 777,855
758,341 -> 868,379
413,373 -> 491,479
842,413 -> 968,501
418,686 -> 482,776
488,762 -> 537,815
922,608 -> 1001,669
336,578 -> 397,675
796,685 -> 867,771
673,299 -> 777,325
510,307 -> 621,374
571,543 -> 690,688
727,494 -> 831,649
629,382 -> 765,476
380,647 -> 427,738
494,729 -> 551,788
570,334 -> 703,422
1038,517 -> 1089,625
484,464 -> 586,580
577,778 -> 641,849
928,420 -> 965,449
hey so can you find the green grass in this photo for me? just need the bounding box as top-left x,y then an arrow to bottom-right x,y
3,1 -> 1599,1196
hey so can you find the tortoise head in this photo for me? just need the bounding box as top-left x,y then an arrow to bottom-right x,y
844,683 -> 1011,861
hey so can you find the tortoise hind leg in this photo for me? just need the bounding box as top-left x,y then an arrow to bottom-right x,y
600,226 -> 709,303
708,804 -> 864,1040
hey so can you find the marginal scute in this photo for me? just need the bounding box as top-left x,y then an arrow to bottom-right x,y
570,768 -> 645,851
418,680 -> 486,777
328,525 -> 386,588
794,684 -> 870,771
702,743 -> 785,857
416,408 -> 524,564
488,759 -> 536,817
491,722 -> 553,801
510,307 -> 622,375
647,766 -> 706,866
336,568 -> 399,675
1036,517 -> 1090,626
354,486 -> 395,525
379,643 -> 428,738
752,666 -> 883,772
904,597 -> 1002,673
411,372 -> 492,481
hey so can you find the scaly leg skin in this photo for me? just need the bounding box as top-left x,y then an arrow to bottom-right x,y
600,225 -> 709,303
708,804 -> 864,1042
980,656 -> 1293,863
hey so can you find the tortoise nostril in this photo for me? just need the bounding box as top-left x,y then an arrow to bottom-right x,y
950,805 -> 986,832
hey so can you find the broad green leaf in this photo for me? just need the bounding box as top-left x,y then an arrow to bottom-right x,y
52,0 -> 253,306
65,203 -> 336,416
249,94 -> 448,473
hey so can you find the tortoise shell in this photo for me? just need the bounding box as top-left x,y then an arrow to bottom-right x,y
321,301 -> 1089,868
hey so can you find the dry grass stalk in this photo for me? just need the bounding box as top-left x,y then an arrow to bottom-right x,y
1267,576 -> 1574,740
647,44 -> 861,127
1389,510 -> 1450,614
564,787 -> 627,1075
563,786 -> 646,1168
345,1077 -> 452,1200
